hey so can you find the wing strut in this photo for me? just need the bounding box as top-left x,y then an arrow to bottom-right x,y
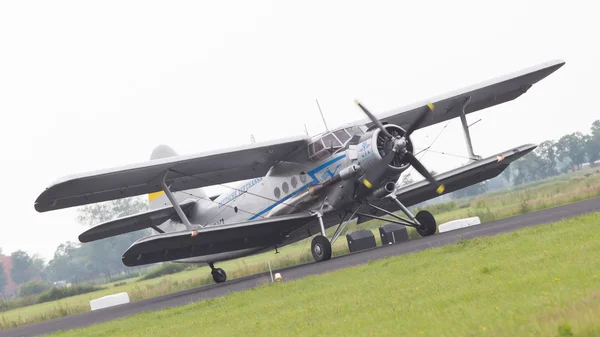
457,96 -> 482,162
160,171 -> 194,231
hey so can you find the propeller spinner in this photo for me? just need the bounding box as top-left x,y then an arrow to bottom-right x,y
355,100 -> 445,195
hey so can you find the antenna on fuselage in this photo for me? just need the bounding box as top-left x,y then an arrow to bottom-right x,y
250,134 -> 256,144
304,124 -> 309,136
315,99 -> 329,132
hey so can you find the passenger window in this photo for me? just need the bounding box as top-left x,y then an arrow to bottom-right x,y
291,176 -> 298,188
274,187 -> 281,199
282,182 -> 289,194
299,172 -> 307,183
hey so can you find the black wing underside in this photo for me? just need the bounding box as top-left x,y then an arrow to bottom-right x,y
121,212 -> 318,266
368,143 -> 536,217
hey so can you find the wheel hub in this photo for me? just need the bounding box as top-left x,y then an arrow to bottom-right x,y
314,244 -> 322,256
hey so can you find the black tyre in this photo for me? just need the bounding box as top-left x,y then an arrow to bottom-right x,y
415,210 -> 436,237
212,268 -> 227,283
311,235 -> 332,262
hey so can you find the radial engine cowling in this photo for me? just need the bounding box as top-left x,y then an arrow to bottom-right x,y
354,123 -> 413,176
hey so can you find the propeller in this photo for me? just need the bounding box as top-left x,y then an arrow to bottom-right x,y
355,100 -> 445,195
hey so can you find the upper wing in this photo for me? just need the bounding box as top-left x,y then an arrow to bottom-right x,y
121,211 -> 317,266
356,60 -> 565,131
78,199 -> 196,243
367,143 -> 536,216
35,135 -> 309,213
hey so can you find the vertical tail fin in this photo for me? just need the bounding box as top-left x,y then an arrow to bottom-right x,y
148,145 -> 209,210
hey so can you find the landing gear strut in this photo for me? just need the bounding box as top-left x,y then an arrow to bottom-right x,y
356,195 -> 438,238
209,263 -> 227,284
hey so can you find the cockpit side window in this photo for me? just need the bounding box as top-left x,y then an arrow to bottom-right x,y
345,126 -> 366,137
308,132 -> 345,161
334,129 -> 351,144
321,133 -> 342,150
313,139 -> 325,152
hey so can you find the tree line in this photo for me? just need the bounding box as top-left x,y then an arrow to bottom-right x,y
1,197 -> 153,295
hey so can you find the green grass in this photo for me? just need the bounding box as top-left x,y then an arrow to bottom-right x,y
47,212 -> 600,337
1,169 -> 599,329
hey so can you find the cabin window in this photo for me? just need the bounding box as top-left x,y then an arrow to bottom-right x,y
299,172 -> 307,183
282,182 -> 289,194
274,187 -> 281,199
291,176 -> 298,188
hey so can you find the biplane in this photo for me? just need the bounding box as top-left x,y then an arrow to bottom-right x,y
34,59 -> 565,283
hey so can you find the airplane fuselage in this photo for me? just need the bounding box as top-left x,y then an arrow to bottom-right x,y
176,124 -> 410,264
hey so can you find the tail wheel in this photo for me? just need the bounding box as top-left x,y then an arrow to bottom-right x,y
415,210 -> 436,237
311,235 -> 332,262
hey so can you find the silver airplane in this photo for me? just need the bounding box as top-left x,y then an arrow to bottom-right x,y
34,59 -> 565,284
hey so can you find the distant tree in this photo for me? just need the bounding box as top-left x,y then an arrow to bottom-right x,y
10,250 -> 36,285
31,254 -> 46,281
502,164 -> 513,185
77,197 -> 148,225
75,197 -> 150,279
592,120 -> 600,138
535,140 -> 558,178
585,121 -> 600,165
451,180 -> 488,199
511,152 -> 547,185
46,242 -> 88,283
0,262 -> 7,293
556,132 -> 587,168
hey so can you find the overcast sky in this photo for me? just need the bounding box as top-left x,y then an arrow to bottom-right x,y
0,0 -> 596,261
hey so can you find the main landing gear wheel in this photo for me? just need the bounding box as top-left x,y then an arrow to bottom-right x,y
209,263 -> 227,284
311,235 -> 332,262
212,268 -> 227,283
415,210 -> 436,237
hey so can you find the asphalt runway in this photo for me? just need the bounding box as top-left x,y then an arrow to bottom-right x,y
3,197 -> 600,337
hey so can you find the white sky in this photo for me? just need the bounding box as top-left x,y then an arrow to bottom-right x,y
0,0 -> 596,261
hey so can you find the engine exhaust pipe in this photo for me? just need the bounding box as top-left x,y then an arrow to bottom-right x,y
372,182 -> 397,198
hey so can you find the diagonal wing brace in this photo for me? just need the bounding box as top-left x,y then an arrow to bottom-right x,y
159,170 -> 194,231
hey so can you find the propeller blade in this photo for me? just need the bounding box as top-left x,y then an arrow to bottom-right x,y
404,103 -> 434,137
404,152 -> 445,194
355,99 -> 393,138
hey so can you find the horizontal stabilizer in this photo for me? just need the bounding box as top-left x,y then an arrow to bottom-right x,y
79,199 -> 196,243
121,211 -> 317,266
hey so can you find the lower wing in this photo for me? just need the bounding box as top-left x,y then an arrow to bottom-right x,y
372,143 -> 536,214
121,211 -> 318,266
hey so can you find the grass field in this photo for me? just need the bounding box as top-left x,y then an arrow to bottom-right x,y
48,212 -> 600,337
1,168 -> 599,330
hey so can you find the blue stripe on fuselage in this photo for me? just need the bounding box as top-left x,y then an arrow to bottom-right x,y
248,154 -> 346,220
